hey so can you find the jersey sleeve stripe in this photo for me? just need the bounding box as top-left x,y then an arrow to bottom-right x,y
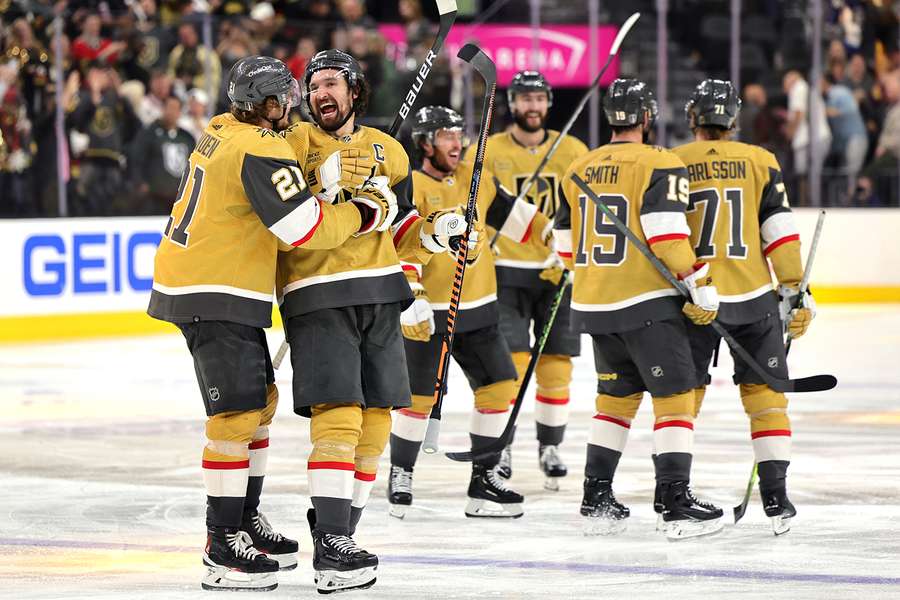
498,199 -> 538,243
392,211 -> 421,244
760,211 -> 799,247
647,232 -> 689,245
401,262 -> 422,279
553,228 -> 573,255
640,211 -> 691,242
268,198 -> 322,246
763,234 -> 800,256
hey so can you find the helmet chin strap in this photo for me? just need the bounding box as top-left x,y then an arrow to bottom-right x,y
263,104 -> 290,132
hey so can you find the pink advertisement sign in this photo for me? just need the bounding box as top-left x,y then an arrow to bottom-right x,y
379,24 -> 620,88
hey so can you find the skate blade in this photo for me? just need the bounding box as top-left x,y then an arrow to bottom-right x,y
543,477 -> 561,492
664,517 -> 724,541
654,513 -> 664,533
582,515 -> 627,536
771,514 -> 792,536
201,565 -> 278,591
464,498 -> 524,518
389,504 -> 409,519
315,566 -> 377,594
270,552 -> 298,571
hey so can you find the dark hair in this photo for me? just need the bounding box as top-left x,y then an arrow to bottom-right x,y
696,124 -> 730,140
164,94 -> 183,105
609,123 -> 642,136
353,76 -> 370,118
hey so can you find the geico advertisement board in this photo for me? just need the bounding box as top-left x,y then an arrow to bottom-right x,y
0,217 -> 167,316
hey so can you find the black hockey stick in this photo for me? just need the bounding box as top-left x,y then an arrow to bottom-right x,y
489,11 -> 640,249
570,174 -> 837,394
273,0 -> 458,370
420,44 -> 497,454
784,210 -> 825,356
446,271 -> 570,462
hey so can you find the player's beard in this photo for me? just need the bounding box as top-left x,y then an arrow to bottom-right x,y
430,150 -> 458,175
313,97 -> 355,132
514,109 -> 547,133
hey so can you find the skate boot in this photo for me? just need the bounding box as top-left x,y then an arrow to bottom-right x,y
761,485 -> 796,536
659,481 -> 724,540
580,477 -> 629,536
307,509 -> 378,594
538,444 -> 568,491
240,509 -> 299,571
202,526 -> 279,591
495,444 -> 513,480
387,465 -> 413,519
465,463 -> 524,518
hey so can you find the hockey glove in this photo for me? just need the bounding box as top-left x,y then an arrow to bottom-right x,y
778,284 -> 816,339
317,148 -> 376,202
679,262 -> 719,326
420,208 -> 467,253
401,284 -> 435,342
351,181 -> 398,235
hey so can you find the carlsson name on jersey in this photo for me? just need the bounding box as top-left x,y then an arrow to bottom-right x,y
398,50 -> 437,119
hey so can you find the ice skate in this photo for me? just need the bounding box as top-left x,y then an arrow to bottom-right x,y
653,485 -> 665,532
659,481 -> 724,540
761,486 -> 796,536
201,527 -> 279,591
387,465 -> 413,519
240,509 -> 299,571
465,464 -> 524,518
307,509 -> 377,594
580,477 -> 629,536
538,444 -> 568,491
495,444 -> 513,480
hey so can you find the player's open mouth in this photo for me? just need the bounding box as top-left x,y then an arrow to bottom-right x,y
448,150 -> 460,159
319,102 -> 338,117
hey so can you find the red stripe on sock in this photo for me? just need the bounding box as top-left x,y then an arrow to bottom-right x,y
397,408 -> 428,419
354,471 -> 376,482
307,461 -> 355,471
653,420 -> 694,431
476,408 -> 508,414
536,394 -> 569,405
248,438 -> 269,450
202,459 -> 250,470
751,429 -> 792,439
592,414 -> 631,429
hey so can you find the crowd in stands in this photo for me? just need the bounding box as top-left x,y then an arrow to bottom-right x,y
1,0 -> 899,217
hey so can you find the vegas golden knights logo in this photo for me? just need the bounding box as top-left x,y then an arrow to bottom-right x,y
514,173 -> 559,218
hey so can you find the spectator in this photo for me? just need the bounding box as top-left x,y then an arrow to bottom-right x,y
131,0 -> 177,84
399,0 -> 431,48
69,64 -> 141,215
286,36 -> 318,81
7,18 -> 52,122
130,94 -> 194,215
178,88 -> 210,141
783,70 -> 832,204
874,70 -> 900,160
167,23 -> 221,104
0,88 -> 33,216
71,14 -> 125,70
822,73 -> 868,200
249,2 -> 279,54
137,69 -> 172,125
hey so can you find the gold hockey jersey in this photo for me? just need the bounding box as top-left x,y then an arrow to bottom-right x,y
473,129 -> 588,287
277,122 -> 423,316
406,162 -> 545,334
673,140 -> 802,324
556,142 -> 700,334
148,113 -> 362,328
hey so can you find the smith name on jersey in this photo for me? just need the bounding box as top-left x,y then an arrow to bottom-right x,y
473,129 -> 588,287
277,122 -> 425,316
406,162 -> 545,333
556,142 -> 701,333
149,113 -> 363,328
673,140 -> 802,324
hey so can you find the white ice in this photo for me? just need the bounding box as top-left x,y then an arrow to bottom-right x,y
1,305 -> 899,599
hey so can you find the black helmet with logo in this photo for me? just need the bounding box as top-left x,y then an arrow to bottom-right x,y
507,70 -> 553,107
411,105 -> 465,145
227,55 -> 297,112
685,78 -> 741,129
604,78 -> 652,127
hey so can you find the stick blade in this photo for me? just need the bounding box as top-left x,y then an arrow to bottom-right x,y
787,374 -> 838,393
609,12 -> 641,55
445,450 -> 474,462
733,501 -> 749,524
435,0 -> 457,16
457,44 -> 497,80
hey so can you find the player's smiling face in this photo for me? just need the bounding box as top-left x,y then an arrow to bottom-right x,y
512,91 -> 549,132
430,128 -> 464,172
309,69 -> 356,130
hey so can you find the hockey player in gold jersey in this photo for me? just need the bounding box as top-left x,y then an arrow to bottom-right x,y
148,56 -> 396,591
276,50 -> 468,593
388,106 -> 554,519
675,79 -> 815,535
473,71 -> 589,488
555,78 -> 723,539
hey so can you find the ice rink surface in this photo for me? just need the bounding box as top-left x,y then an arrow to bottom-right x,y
1,305 -> 899,599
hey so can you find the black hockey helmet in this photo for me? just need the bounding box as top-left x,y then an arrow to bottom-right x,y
604,78 -> 652,127
303,49 -> 366,115
685,78 -> 741,129
227,55 -> 299,112
507,70 -> 553,107
643,87 -> 658,129
412,105 -> 466,145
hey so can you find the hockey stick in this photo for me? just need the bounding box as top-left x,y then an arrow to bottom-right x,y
784,210 -> 825,356
445,271 -> 570,462
488,11 -> 640,249
570,174 -> 837,394
732,463 -> 758,523
420,44 -> 497,454
273,0 -> 458,370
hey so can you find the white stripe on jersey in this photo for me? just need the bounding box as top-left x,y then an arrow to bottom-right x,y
553,228 -> 573,255
760,211 -> 798,248
269,197 -> 322,246
499,199 -> 538,243
152,282 -> 274,302
280,264 -> 403,296
494,257 -> 558,269
429,293 -> 497,312
719,283 -> 774,303
571,288 -> 681,312
640,210 -> 691,241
